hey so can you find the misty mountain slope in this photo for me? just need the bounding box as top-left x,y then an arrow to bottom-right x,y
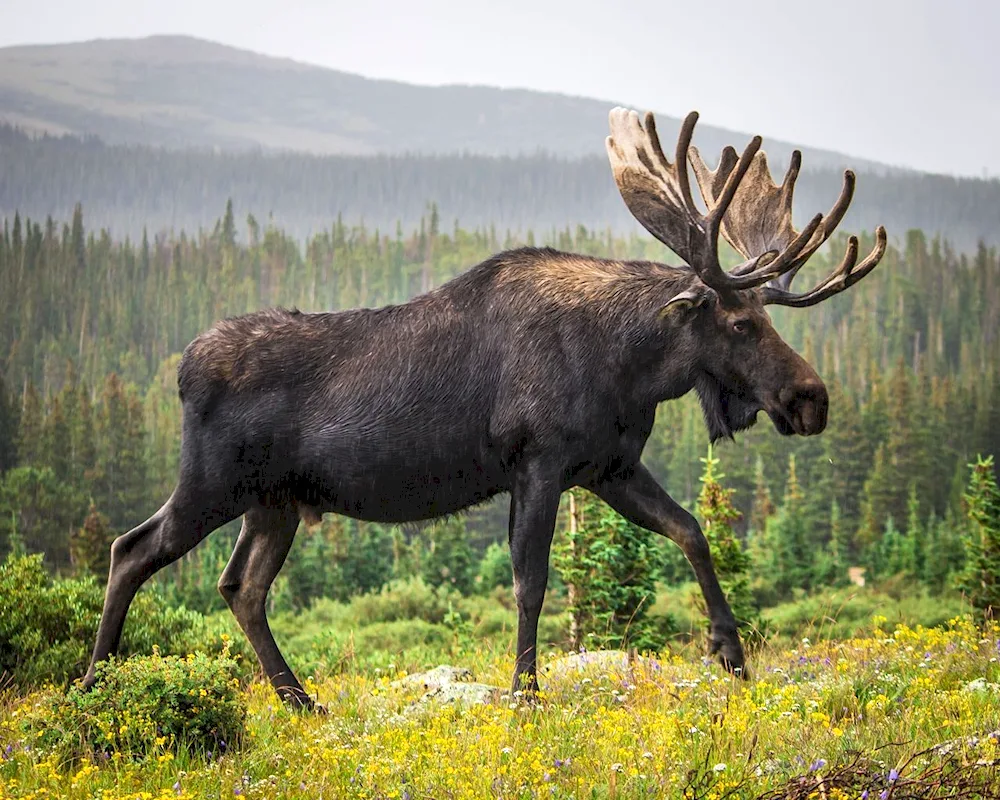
0,35 -> 891,172
2,126 -> 997,249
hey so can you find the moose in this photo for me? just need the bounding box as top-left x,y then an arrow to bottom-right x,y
83,108 -> 886,709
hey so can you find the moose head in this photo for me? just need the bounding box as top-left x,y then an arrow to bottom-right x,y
606,109 -> 887,442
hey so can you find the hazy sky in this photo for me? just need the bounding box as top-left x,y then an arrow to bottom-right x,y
3,0 -> 998,177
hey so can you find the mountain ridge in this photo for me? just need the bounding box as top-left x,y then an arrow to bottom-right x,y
0,34 -> 900,173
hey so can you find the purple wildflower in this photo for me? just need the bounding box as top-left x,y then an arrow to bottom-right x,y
233,788 -> 241,797
861,792 -> 869,799
810,759 -> 827,772
889,768 -> 899,782
879,791 -> 889,800
173,781 -> 181,794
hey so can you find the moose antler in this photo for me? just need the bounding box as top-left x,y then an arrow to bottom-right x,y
607,108 -> 822,295
689,142 -> 887,307
607,108 -> 887,306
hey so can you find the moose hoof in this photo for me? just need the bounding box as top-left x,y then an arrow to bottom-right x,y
710,629 -> 748,679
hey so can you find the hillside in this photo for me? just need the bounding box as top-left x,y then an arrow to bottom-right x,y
2,124 -> 998,248
0,35 -> 890,170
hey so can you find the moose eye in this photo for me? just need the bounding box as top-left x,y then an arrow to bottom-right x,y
732,320 -> 751,335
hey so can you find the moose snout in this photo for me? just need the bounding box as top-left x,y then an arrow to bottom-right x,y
778,380 -> 829,436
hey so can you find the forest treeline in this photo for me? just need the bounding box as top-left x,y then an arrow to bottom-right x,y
2,124 -> 999,249
0,202 -> 998,618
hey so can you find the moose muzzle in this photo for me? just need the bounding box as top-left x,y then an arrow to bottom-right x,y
770,379 -> 828,436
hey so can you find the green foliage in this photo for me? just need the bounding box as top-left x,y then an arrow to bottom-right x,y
0,203 -> 998,628
418,516 -> 476,595
475,540 -> 512,592
553,488 -> 660,652
957,455 -> 1000,617
0,368 -> 17,474
69,502 -> 114,577
695,446 -> 761,641
760,455 -> 812,601
762,586 -> 971,643
0,466 -> 85,567
0,553 -> 248,686
21,646 -> 244,760
92,373 -> 149,532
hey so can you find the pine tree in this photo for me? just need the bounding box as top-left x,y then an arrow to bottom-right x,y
282,520 -> 339,609
858,444 -> 894,553
696,446 -> 759,639
0,370 -> 18,474
40,395 -> 71,484
93,374 -> 149,531
16,383 -> 43,467
880,516 -> 904,577
903,484 -> 926,580
476,541 -> 513,592
553,488 -> 658,651
768,454 -> 811,597
69,502 -> 114,577
957,456 -> 1000,617
749,455 -> 775,537
420,516 -> 475,595
816,500 -> 850,586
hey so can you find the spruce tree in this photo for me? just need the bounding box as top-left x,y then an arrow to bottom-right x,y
553,488 -> 658,651
420,516 -> 475,595
69,502 -> 114,577
696,446 -> 759,639
957,456 -> 1000,617
903,484 -> 926,580
0,370 -> 18,474
749,455 -> 775,537
769,454 -> 811,597
16,383 -> 43,468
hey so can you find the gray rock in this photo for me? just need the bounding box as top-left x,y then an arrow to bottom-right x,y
390,664 -> 502,708
391,665 -> 474,690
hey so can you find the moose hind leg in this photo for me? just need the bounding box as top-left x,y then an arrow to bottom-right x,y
218,505 -> 311,709
508,464 -> 561,696
84,490 -> 240,688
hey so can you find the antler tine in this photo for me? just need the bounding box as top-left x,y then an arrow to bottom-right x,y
607,107 -> 778,296
607,107 -> 886,302
772,168 -> 857,291
688,132 -> 883,299
761,226 -> 888,307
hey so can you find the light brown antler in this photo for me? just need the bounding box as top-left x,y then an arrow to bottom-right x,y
606,108 -> 824,295
688,135 -> 887,306
607,107 -> 887,306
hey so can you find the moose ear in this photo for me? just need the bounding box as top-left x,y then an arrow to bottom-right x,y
661,290 -> 708,318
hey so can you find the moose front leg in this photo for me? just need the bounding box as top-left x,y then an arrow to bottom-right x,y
508,462 -> 561,696
589,463 -> 746,676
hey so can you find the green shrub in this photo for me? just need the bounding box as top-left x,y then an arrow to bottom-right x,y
343,576 -> 463,625
475,541 -> 512,592
0,553 -> 251,686
20,646 -> 245,760
763,586 -> 970,642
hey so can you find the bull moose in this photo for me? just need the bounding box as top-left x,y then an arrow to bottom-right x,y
83,108 -> 886,709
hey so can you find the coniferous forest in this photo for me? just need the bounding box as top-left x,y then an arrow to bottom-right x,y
0,199 -> 997,622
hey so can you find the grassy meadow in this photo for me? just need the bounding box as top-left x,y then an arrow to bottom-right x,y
3,581 -> 1000,800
